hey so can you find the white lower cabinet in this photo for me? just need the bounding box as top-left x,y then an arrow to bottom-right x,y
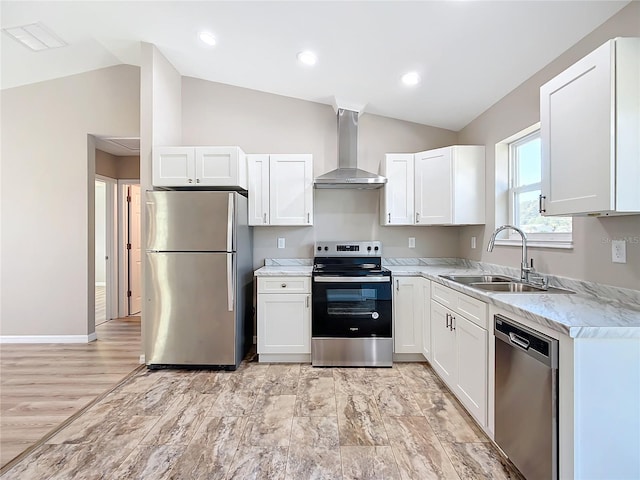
257,276 -> 311,362
393,277 -> 423,354
431,284 -> 488,427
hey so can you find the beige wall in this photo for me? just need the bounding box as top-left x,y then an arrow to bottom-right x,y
95,150 -> 140,179
458,2 -> 640,290
0,65 -> 140,336
181,77 -> 459,268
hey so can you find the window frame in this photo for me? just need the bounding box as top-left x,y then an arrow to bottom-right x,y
496,124 -> 573,249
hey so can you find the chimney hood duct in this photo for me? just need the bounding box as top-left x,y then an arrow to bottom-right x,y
314,108 -> 387,189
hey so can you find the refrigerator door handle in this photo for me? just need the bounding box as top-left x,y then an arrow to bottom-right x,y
227,193 -> 234,252
227,253 -> 234,311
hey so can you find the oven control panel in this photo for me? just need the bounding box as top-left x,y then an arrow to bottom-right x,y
314,241 -> 382,256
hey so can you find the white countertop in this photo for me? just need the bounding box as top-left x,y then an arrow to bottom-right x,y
255,261 -> 640,339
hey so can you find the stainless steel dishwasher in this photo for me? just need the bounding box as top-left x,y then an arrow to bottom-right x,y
494,314 -> 559,480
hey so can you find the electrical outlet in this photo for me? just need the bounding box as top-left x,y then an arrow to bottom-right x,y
408,237 -> 416,248
277,237 -> 285,249
612,240 -> 626,263
471,236 -> 477,249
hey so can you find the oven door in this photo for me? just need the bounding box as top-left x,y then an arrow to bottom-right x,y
312,276 -> 392,338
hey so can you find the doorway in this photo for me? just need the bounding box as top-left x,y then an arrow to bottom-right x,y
95,176 -> 117,325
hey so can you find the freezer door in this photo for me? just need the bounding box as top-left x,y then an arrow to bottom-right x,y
146,191 -> 236,252
146,252 -> 236,366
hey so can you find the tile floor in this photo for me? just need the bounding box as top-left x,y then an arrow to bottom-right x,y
1,360 -> 523,480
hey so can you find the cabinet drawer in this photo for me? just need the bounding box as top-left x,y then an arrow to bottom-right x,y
258,276 -> 310,293
432,283 -> 487,329
431,282 -> 456,309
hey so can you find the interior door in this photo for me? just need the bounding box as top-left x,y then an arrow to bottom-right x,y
128,184 -> 142,315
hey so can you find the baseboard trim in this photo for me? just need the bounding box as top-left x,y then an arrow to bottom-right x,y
0,334 -> 97,344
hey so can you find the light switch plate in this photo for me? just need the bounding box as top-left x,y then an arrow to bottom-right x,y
612,240 -> 626,263
408,237 -> 416,248
277,237 -> 285,249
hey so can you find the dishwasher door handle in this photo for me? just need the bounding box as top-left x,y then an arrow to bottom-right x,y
509,332 -> 530,350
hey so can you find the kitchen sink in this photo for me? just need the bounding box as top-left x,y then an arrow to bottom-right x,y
470,282 -> 574,294
439,274 -> 514,284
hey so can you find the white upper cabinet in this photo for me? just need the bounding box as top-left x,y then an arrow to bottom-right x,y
380,154 -> 415,225
247,154 -> 313,226
380,146 -> 485,226
540,37 -> 640,216
153,146 -> 247,189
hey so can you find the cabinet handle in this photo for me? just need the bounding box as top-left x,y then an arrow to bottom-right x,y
415,212 -> 419,223
188,179 -> 193,183
306,295 -> 309,308
396,279 -> 399,291
281,283 -> 287,288
307,213 -> 310,224
539,194 -> 546,214
388,213 -> 391,223
196,178 -> 200,184
446,313 -> 450,329
263,213 -> 267,224
451,315 -> 455,331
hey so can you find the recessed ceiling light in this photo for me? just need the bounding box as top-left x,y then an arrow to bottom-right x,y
297,51 -> 317,66
3,22 -> 66,51
199,31 -> 216,46
401,71 -> 421,86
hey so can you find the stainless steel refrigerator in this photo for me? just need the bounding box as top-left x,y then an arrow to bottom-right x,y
145,190 -> 253,369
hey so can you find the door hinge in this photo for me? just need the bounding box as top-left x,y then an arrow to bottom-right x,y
126,243 -> 132,250
127,290 -> 131,297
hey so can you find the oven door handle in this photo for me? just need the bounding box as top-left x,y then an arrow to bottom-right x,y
313,276 -> 391,283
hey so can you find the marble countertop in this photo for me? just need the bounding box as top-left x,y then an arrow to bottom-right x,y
254,258 -> 640,339
387,264 -> 640,340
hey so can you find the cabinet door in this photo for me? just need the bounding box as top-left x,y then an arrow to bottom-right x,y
541,41 -> 614,215
195,147 -> 247,189
454,315 -> 487,426
430,300 -> 455,386
269,154 -> 313,226
247,154 -> 270,225
257,293 -> 310,354
415,148 -> 452,225
152,147 -> 195,186
393,277 -> 423,354
380,154 -> 414,225
421,279 -> 432,361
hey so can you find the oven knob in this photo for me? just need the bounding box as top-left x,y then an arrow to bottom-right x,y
367,246 -> 372,251
317,246 -> 322,251
372,312 -> 379,319
324,246 -> 329,251
374,246 -> 379,251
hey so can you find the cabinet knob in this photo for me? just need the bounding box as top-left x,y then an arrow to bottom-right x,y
281,283 -> 287,288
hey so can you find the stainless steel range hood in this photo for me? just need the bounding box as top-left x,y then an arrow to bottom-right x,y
314,108 -> 387,189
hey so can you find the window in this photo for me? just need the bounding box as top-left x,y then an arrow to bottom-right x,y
508,129 -> 572,244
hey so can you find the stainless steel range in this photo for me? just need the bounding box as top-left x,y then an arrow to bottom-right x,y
311,241 -> 392,367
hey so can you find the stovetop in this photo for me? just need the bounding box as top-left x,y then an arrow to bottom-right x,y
313,241 -> 389,277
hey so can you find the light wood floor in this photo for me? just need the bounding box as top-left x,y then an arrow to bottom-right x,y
0,316 -> 141,467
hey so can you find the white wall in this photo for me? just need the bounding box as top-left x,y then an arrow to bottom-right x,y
0,65 -> 140,336
458,2 -> 640,290
181,77 -> 460,268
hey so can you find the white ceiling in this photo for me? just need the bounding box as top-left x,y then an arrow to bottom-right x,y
0,1 -> 630,130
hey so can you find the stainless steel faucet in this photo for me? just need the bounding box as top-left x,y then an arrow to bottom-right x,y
487,224 -> 532,282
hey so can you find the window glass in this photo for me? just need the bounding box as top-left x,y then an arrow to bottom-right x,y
509,131 -> 571,238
